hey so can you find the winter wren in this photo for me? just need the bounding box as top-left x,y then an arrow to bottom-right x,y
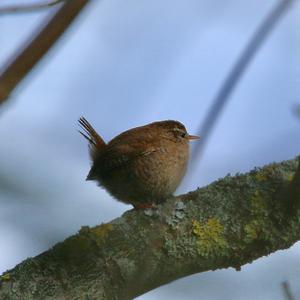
78,117 -> 199,209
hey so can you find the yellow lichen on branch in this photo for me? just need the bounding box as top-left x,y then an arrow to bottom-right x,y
192,218 -> 228,257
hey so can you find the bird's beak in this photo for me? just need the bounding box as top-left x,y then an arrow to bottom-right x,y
188,134 -> 200,140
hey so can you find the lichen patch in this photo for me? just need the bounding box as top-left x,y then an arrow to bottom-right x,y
192,218 -> 229,257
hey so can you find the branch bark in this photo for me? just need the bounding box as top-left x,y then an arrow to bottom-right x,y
0,157 -> 299,299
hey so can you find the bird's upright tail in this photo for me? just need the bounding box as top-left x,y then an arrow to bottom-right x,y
78,117 -> 106,160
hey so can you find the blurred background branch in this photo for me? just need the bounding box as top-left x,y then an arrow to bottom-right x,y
293,104 -> 300,118
0,0 -> 90,105
192,0 -> 294,162
282,281 -> 295,300
0,0 -> 64,14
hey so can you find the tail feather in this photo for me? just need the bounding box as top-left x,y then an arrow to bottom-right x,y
78,117 -> 106,160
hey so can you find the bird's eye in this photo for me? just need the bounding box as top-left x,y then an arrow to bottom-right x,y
172,127 -> 187,138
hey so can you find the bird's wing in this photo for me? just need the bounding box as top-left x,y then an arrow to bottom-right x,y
87,134 -> 157,180
104,145 -> 155,170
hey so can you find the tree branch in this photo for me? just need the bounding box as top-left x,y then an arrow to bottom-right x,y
0,0 -> 64,14
0,0 -> 90,105
282,281 -> 295,300
192,0 -> 294,161
0,157 -> 299,299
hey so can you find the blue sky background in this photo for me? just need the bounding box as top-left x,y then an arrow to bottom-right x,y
0,0 -> 300,299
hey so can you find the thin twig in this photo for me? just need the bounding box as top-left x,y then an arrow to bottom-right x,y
0,0 -> 91,105
0,0 -> 64,14
192,0 -> 294,161
282,281 -> 295,300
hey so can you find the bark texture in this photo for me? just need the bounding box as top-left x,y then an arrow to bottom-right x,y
0,157 -> 299,299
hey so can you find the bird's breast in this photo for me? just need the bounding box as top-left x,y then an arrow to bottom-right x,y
132,142 -> 189,194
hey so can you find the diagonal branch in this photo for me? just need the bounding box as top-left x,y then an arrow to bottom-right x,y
282,281 -> 296,300
0,0 -> 91,105
0,157 -> 299,299
0,0 -> 64,14
192,0 -> 294,161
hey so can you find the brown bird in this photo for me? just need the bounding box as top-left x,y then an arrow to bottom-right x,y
78,117 -> 199,209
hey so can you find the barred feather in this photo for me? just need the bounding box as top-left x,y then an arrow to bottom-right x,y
78,117 -> 106,160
